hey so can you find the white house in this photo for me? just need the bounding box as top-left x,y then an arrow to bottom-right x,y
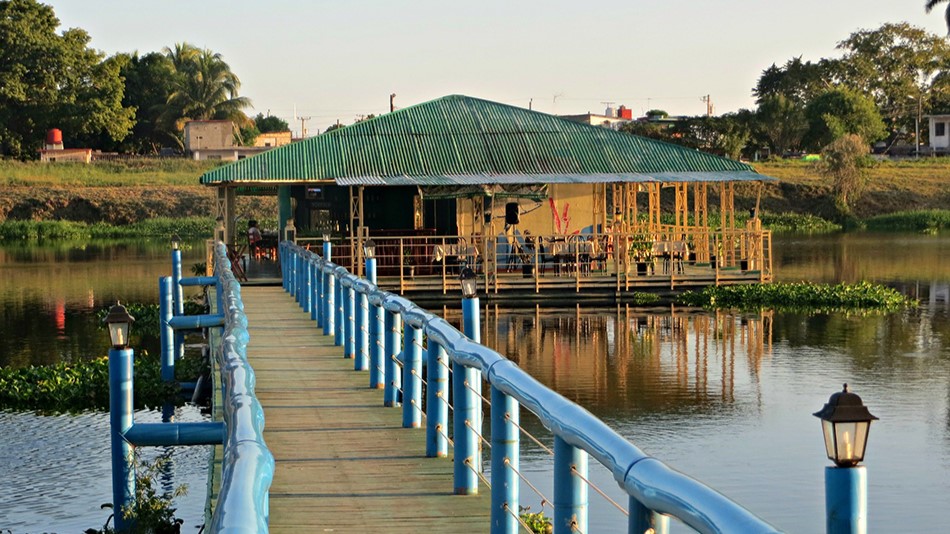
926,114 -> 950,152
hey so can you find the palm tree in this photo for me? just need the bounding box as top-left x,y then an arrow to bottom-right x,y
925,0 -> 950,34
160,42 -> 252,142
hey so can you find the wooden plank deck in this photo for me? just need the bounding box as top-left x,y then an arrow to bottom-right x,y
240,286 -> 489,532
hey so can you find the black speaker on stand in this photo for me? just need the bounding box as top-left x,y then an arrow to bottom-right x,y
505,202 -> 520,226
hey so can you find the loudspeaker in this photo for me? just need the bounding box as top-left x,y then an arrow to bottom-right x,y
505,202 -> 520,225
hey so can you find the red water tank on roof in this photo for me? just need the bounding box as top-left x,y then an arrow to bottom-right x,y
618,106 -> 633,120
46,129 -> 63,145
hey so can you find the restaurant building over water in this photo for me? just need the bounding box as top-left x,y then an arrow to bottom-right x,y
200,95 -> 775,303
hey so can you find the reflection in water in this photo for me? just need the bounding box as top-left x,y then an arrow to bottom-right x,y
483,306 -> 773,421
473,302 -> 950,532
0,239 -> 206,368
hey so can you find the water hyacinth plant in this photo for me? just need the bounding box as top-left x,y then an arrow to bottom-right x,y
677,281 -> 913,312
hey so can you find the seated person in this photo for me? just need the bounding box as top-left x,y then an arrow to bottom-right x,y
247,220 -> 263,257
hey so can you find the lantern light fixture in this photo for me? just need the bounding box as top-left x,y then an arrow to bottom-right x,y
814,384 -> 878,468
459,267 -> 477,299
104,301 -> 135,349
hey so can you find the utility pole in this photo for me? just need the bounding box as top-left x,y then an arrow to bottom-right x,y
390,93 -> 396,113
701,95 -> 713,116
299,116 -> 311,138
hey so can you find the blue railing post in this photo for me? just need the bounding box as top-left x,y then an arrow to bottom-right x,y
355,288 -> 369,371
462,295 -> 483,472
453,359 -> 479,494
426,340 -> 448,457
289,249 -> 297,301
629,497 -> 669,534
171,245 -> 185,363
366,256 -> 377,285
280,243 -> 288,290
826,466 -> 867,534
159,277 -> 175,422
310,258 -> 319,323
108,346 -> 135,532
384,309 -> 402,407
303,255 -> 312,316
369,298 -> 385,389
296,252 -> 305,306
554,436 -> 588,534
324,269 -> 335,337
322,239 -> 332,329
334,274 -> 344,346
490,384 -> 519,534
402,323 -> 423,428
315,259 -> 324,328
172,246 -> 184,316
344,281 -> 355,358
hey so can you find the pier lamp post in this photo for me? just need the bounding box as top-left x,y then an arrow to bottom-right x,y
105,302 -> 136,532
284,219 -> 297,244
814,384 -> 878,534
457,266 -> 483,480
364,238 -> 377,285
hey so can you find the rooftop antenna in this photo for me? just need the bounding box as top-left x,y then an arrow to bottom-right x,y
701,95 -> 714,116
601,101 -> 616,116
390,93 -> 396,112
299,116 -> 311,138
553,93 -> 564,114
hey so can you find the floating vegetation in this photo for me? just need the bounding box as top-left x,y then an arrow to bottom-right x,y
759,213 -> 841,234
0,348 -> 207,413
864,209 -> 950,233
677,281 -> 913,312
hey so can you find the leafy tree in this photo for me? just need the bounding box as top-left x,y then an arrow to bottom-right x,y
0,0 -> 134,158
803,89 -> 885,151
757,94 -> 808,155
117,51 -> 177,153
644,109 -> 669,119
753,57 -> 834,105
324,122 -> 345,133
925,0 -> 950,35
834,23 -> 950,137
160,42 -> 251,146
252,113 -> 289,133
818,134 -> 872,215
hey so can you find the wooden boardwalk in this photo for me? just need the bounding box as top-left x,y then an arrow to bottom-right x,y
240,286 -> 489,532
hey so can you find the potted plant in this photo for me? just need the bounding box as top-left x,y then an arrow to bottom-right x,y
629,233 -> 653,275
402,247 -> 415,277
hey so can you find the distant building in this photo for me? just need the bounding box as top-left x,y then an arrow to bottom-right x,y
184,120 -> 275,161
561,105 -> 636,129
254,131 -> 293,148
37,128 -> 92,163
926,114 -> 950,153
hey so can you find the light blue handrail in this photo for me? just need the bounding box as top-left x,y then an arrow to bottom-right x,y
208,243 -> 275,533
281,242 -> 779,534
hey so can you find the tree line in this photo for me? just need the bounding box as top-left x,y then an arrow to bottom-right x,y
3,0 -> 949,163
0,0 -> 285,159
624,22 -> 950,160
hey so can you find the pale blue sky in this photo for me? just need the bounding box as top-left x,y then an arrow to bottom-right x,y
45,0 -> 948,135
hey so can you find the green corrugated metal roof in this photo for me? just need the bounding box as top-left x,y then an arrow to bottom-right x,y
199,95 -> 772,185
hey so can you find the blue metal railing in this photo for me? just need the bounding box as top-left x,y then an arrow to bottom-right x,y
207,243 -> 275,533
281,241 -> 779,534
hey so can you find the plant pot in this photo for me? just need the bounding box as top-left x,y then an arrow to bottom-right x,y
522,264 -> 534,278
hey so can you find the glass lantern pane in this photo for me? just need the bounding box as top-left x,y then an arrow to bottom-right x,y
834,422 -> 859,463
853,421 -> 869,461
821,420 -> 835,460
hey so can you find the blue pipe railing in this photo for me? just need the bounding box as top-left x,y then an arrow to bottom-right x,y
280,241 -> 778,534
207,243 -> 275,533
